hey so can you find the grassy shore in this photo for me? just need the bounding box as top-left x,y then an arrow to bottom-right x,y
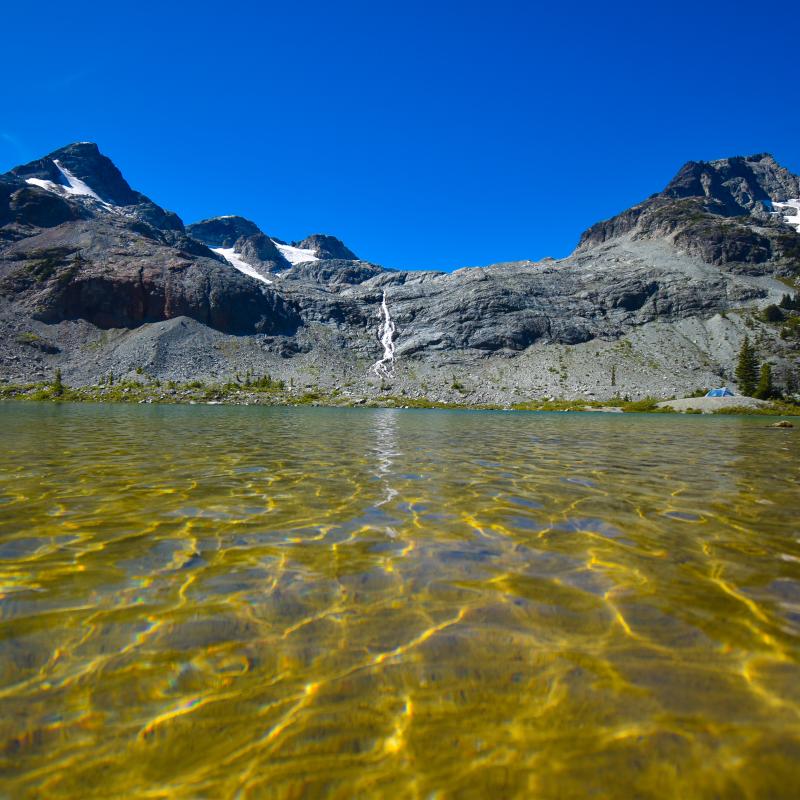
2,379 -> 800,415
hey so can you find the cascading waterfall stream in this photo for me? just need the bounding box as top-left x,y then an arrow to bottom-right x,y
371,291 -> 396,379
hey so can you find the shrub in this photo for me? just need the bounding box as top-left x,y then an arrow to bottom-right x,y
762,304 -> 784,323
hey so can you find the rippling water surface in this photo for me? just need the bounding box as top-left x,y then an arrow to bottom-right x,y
1,402 -> 799,798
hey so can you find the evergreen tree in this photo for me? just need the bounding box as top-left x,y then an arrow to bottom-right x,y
786,368 -> 798,397
755,362 -> 775,400
53,368 -> 64,396
735,336 -> 758,396
780,293 -> 800,311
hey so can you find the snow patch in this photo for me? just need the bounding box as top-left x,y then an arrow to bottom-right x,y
25,159 -> 110,206
772,199 -> 800,232
211,247 -> 273,285
25,177 -> 63,194
271,240 -> 319,264
52,160 -> 104,201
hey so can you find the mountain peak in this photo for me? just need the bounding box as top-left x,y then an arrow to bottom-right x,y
664,152 -> 800,211
577,151 -> 800,254
186,216 -> 263,248
3,141 -> 183,233
9,142 -> 140,206
294,234 -> 358,261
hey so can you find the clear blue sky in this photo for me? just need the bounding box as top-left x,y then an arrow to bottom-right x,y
1,0 -> 798,270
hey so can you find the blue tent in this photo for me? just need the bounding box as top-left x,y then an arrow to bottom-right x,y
705,387 -> 734,397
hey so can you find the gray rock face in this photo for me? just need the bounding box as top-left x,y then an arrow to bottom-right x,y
1,142 -> 798,398
280,259 -> 387,286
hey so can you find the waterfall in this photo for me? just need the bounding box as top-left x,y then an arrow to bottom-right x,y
371,291 -> 396,379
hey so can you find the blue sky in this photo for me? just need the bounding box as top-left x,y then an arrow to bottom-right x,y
1,0 -> 798,270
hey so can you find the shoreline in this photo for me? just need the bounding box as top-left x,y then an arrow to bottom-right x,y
2,381 -> 799,416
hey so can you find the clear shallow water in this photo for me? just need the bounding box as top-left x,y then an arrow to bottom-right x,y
0,402 -> 799,799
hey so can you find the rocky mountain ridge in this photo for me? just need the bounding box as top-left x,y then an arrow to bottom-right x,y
1,143 -> 798,402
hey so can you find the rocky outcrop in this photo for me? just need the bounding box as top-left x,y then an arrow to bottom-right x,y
280,259 -> 387,286
0,149 -> 301,336
0,182 -> 86,235
0,220 -> 301,335
234,233 -> 288,273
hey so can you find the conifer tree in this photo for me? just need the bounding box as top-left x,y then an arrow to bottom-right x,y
755,363 -> 775,400
787,368 -> 798,397
779,293 -> 800,311
53,368 -> 64,396
735,336 -> 758,396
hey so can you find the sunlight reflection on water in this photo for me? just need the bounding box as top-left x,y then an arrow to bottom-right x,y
0,403 -> 799,797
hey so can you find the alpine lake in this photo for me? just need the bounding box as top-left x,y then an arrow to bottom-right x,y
1,402 -> 799,798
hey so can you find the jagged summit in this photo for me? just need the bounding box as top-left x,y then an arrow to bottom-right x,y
186,218 -> 358,263
10,142 -> 140,206
185,216 -> 363,284
2,141 -> 183,233
578,152 -> 800,258
663,153 -> 800,211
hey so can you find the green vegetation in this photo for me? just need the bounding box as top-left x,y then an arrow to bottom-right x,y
713,403 -> 800,417
754,362 -> 775,400
1,378 -> 798,416
779,293 -> 800,311
510,396 -> 669,413
735,335 -> 759,396
762,304 -> 784,323
780,315 -> 800,339
384,396 -> 496,410
14,331 -> 42,345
